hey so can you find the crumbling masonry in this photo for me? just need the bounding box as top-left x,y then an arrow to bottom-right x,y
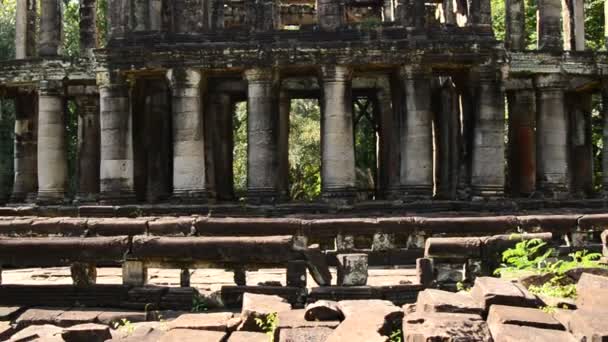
1,0 -> 608,206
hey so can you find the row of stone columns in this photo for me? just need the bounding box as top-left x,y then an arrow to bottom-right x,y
15,0 -> 99,59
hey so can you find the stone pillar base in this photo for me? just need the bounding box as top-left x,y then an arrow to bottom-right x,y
246,188 -> 283,205
171,189 -> 211,204
10,192 -> 37,204
36,190 -> 66,204
322,187 -> 356,204
470,185 -> 504,200
122,260 -> 147,286
73,193 -> 99,204
99,190 -> 137,205
71,263 -> 97,287
386,186 -> 433,201
538,183 -> 570,200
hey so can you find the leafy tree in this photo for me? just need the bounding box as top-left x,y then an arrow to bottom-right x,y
0,0 -> 16,201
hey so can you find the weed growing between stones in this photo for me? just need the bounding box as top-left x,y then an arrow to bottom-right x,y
494,237 -> 606,299
192,294 -> 208,312
255,312 -> 279,342
112,318 -> 135,335
389,328 -> 403,342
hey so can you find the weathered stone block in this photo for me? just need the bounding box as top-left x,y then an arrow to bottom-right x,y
304,300 -> 342,321
239,293 -> 292,331
287,260 -> 307,288
416,289 -> 484,315
470,276 -> 538,310
566,309 -> 608,341
424,237 -> 482,259
167,312 -> 234,331
576,273 -> 608,310
337,254 -> 368,286
279,327 -> 334,342
158,329 -> 226,342
122,260 -> 148,286
61,323 -> 112,342
487,305 -> 565,330
9,324 -> 64,341
416,258 -> 434,286
403,312 -> 492,342
228,331 -> 268,342
489,324 -> 577,342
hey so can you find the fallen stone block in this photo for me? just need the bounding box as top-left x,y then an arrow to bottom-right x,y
424,237 -> 482,259
239,293 -> 292,331
0,306 -> 24,321
565,267 -> 608,282
300,245 -> 332,286
308,286 -> 380,302
489,324 -> 577,342
166,312 -> 234,331
304,300 -> 342,321
338,299 -> 402,322
403,312 -> 491,342
566,309 -> 608,341
279,327 -> 334,342
108,321 -> 166,341
278,309 -> 340,330
9,324 -> 64,341
416,258 -> 434,287
14,307 -> 68,329
435,263 -> 467,283
96,309 -> 147,325
336,254 -> 368,286
228,331 -> 268,342
61,323 -> 112,342
55,308 -> 103,326
0,321 -> 13,341
576,273 -> 608,310
158,329 -> 226,342
470,277 -> 539,310
487,305 -> 565,330
324,317 -> 386,342
416,289 -> 484,315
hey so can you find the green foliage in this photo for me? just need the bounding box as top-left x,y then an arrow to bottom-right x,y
389,329 -> 403,342
191,295 -> 209,313
496,238 -> 606,299
112,318 -> 135,334
288,99 -> 321,201
255,312 -> 279,342
232,102 -> 248,196
456,281 -> 471,292
63,0 -> 81,57
0,0 -> 16,61
494,238 -> 553,276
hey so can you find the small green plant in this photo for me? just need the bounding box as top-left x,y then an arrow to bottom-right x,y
539,306 -> 557,314
112,318 -> 135,335
456,281 -> 471,292
255,312 -> 279,342
389,329 -> 403,342
192,295 -> 208,312
494,238 -> 553,276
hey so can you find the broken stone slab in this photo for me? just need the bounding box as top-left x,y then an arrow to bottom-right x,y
337,299 -> 403,323
565,267 -> 608,282
402,312 -> 491,342
324,317 -> 387,342
415,289 -> 484,315
61,323 -> 112,342
55,308 -> 103,326
487,305 -> 565,330
9,324 -> 64,341
239,293 -> 292,331
537,294 -> 576,310
470,277 -> 539,310
565,309 -> 608,341
336,254 -> 368,286
0,321 -> 13,341
14,307 -> 68,329
158,329 -> 226,342
228,331 -> 268,342
279,327 -> 335,342
0,306 -> 24,321
576,273 -> 608,310
425,237 -> 483,259
96,309 -> 147,325
489,324 -> 577,342
166,312 -> 234,331
304,300 -> 343,321
416,258 -> 434,287
108,321 -> 166,341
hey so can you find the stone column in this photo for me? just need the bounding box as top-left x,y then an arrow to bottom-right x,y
602,80 -> 608,195
79,0 -> 98,57
469,0 -> 492,28
75,95 -> 100,203
317,0 -> 345,31
167,68 -> 209,202
399,66 -> 433,199
39,0 -> 62,56
244,69 -> 280,203
435,79 -> 461,200
133,0 -> 150,31
98,71 -> 135,202
149,0 -> 163,30
538,0 -> 563,51
107,0 -> 130,39
505,0 -> 525,50
376,77 -> 396,198
320,65 -> 356,202
562,0 -> 585,51
11,93 -> 38,203
605,0 -> 608,49
383,0 -> 394,22
15,0 -> 37,59
507,88 -> 536,197
535,74 -> 569,198
172,0 -> 205,33
470,69 -> 505,198
37,81 -> 67,203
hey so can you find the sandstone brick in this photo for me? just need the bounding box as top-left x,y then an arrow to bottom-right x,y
416,289 -> 484,315
166,312 -> 233,331
304,300 -> 342,321
158,329 -> 226,342
336,254 -> 368,286
239,293 -> 292,331
575,273 -> 608,310
403,312 -> 491,342
0,306 -> 24,321
279,327 -> 334,342
566,309 -> 608,341
96,309 -> 147,325
9,324 -> 64,341
278,309 -> 340,330
15,307 -> 68,329
487,305 -> 565,330
61,323 -> 112,342
424,237 -> 482,259
229,331 -> 268,342
489,324 -> 577,342
55,308 -> 103,326
0,321 -> 13,341
470,277 -> 538,310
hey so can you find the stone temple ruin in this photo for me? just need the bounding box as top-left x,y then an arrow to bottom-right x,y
0,0 -> 607,341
